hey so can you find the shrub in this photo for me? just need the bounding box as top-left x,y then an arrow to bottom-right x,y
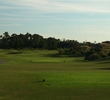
72,50 -> 77,54
84,52 -> 101,61
107,52 -> 110,56
84,51 -> 94,60
58,49 -> 64,55
89,53 -> 101,60
100,53 -> 107,58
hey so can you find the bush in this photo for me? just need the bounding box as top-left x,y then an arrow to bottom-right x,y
89,53 -> 101,60
84,52 -> 101,61
58,49 -> 64,55
84,51 -> 94,60
107,52 -> 110,56
72,50 -> 77,54
100,53 -> 107,58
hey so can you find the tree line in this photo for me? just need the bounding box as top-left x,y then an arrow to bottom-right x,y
1,32 -> 110,61
0,32 -> 80,50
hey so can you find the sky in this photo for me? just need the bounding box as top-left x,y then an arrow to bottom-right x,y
0,0 -> 110,43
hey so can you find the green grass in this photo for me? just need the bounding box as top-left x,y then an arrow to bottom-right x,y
0,49 -> 110,100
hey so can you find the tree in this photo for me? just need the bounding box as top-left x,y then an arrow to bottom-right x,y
46,37 -> 59,50
31,34 -> 44,49
3,32 -> 10,39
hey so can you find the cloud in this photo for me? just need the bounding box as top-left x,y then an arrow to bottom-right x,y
73,24 -> 110,35
20,0 -> 110,13
1,0 -> 110,13
0,24 -> 21,26
0,13 -> 19,17
0,18 -> 37,21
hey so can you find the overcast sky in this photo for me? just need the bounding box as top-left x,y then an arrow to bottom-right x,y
0,0 -> 110,42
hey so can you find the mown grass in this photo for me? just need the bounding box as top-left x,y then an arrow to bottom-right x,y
0,49 -> 110,100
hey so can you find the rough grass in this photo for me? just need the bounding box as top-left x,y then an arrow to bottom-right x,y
0,49 -> 110,100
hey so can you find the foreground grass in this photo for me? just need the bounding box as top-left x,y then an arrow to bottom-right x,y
0,49 -> 110,100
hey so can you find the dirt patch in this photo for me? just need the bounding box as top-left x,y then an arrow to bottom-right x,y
0,60 -> 6,64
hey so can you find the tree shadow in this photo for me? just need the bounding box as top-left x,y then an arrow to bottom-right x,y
98,61 -> 110,64
45,53 -> 59,57
8,51 -> 22,54
96,68 -> 110,70
98,57 -> 110,61
45,53 -> 85,58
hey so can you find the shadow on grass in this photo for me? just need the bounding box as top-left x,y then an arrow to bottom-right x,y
96,68 -> 110,70
99,57 -> 110,61
37,81 -> 44,82
8,51 -> 22,54
98,61 -> 110,64
45,53 -> 60,57
87,57 -> 110,64
73,59 -> 87,63
96,58 -> 110,64
45,53 -> 85,58
33,81 -> 44,83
